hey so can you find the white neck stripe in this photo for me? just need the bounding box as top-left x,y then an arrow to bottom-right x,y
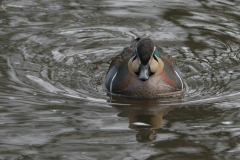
110,72 -> 117,93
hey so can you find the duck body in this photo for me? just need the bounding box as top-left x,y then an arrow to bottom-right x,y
105,32 -> 185,98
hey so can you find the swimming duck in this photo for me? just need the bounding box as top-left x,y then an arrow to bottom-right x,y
105,31 -> 185,98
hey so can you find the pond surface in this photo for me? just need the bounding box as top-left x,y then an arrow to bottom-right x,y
1,0 -> 240,159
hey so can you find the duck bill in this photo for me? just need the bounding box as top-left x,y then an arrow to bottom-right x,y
139,63 -> 150,81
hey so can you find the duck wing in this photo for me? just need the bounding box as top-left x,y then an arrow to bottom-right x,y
108,47 -> 134,73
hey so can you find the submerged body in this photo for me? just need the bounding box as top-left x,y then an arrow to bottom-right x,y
105,32 -> 185,98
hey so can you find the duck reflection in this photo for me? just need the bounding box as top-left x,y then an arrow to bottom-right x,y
110,96 -> 178,143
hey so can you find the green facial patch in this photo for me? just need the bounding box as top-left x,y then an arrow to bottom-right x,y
154,49 -> 161,59
132,49 -> 137,57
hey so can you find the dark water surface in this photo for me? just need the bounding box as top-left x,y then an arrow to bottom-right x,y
1,0 -> 240,159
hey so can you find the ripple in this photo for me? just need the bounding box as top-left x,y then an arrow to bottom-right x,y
6,6 -> 240,105
2,0 -> 240,159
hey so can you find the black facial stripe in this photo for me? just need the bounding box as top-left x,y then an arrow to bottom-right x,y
153,54 -> 158,62
150,72 -> 155,76
134,71 -> 139,75
132,55 -> 137,61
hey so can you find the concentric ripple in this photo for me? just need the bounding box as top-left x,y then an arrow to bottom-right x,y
6,2 -> 240,105
1,0 -> 240,159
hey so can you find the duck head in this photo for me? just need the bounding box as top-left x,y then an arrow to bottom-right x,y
128,38 -> 164,81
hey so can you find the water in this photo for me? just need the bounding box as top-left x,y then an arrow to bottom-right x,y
1,0 -> 240,159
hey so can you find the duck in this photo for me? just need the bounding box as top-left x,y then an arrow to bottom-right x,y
105,31 -> 185,98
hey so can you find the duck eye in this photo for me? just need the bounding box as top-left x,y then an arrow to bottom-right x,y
153,54 -> 158,62
132,55 -> 137,61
